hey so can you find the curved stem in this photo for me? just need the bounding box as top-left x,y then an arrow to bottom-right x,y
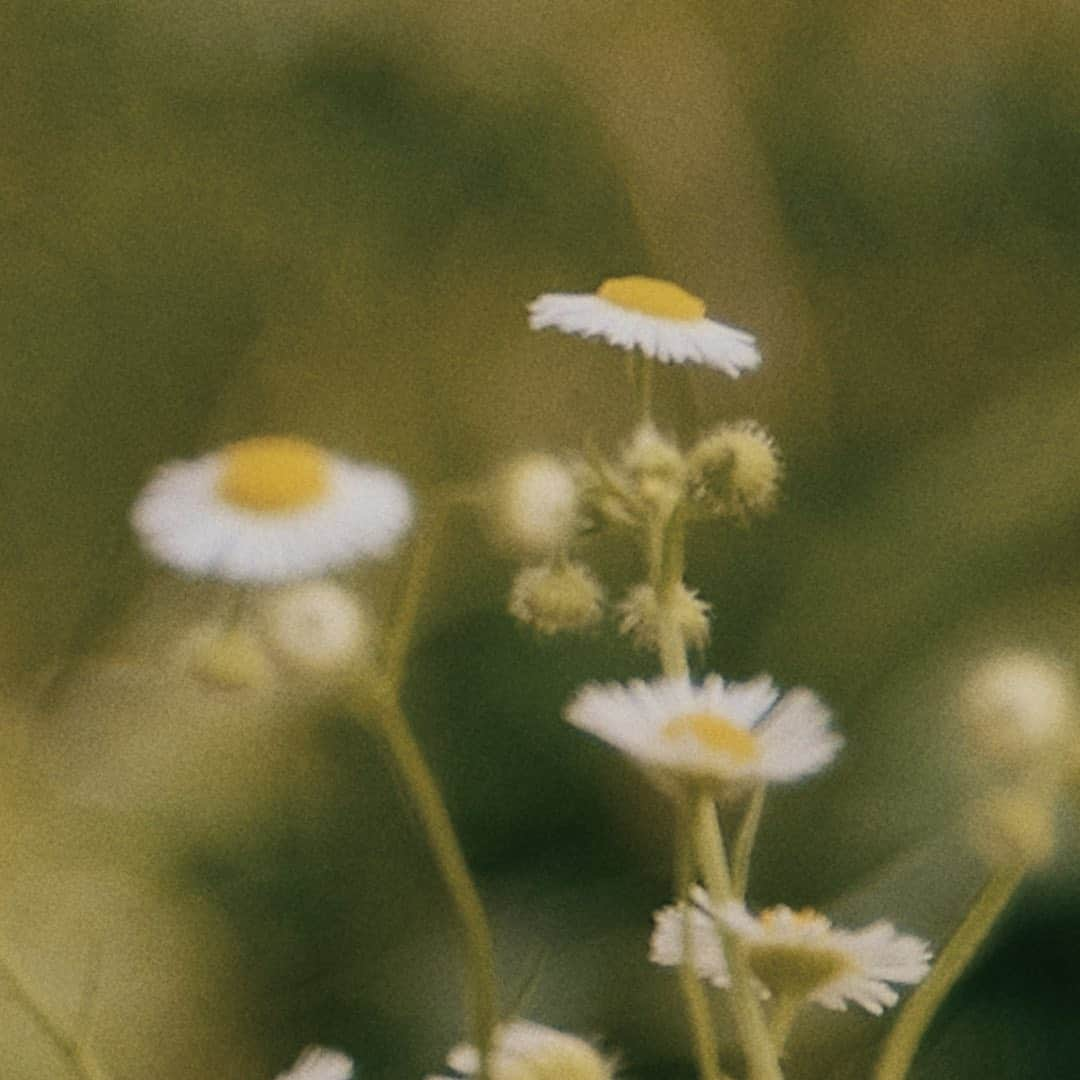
694,795 -> 784,1080
0,947 -> 112,1080
873,865 -> 1025,1080
732,784 -> 767,900
366,684 -> 499,1077
675,803 -> 726,1080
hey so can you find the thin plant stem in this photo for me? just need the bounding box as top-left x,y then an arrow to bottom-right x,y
646,496 -> 781,1079
694,795 -> 784,1080
383,491 -> 457,693
365,489 -> 498,1076
651,507 -> 690,678
674,802 -> 727,1080
732,784 -> 767,899
873,864 -> 1025,1080
0,947 -> 112,1080
366,683 -> 499,1077
767,994 -> 801,1055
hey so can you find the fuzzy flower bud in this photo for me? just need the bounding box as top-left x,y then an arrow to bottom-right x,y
428,1019 -> 615,1080
184,624 -> 272,691
617,582 -> 711,652
687,420 -> 781,522
960,651 -> 1073,764
490,453 -> 581,558
621,422 -> 686,515
508,562 -> 603,635
967,788 -> 1056,868
258,581 -> 372,676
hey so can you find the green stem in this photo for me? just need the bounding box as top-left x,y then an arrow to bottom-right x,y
0,947 -> 112,1080
732,784 -> 766,900
694,795 -> 784,1080
675,803 -> 727,1080
768,994 -> 801,1055
651,507 -> 690,678
383,492 -> 457,693
873,865 -> 1025,1080
366,684 -> 499,1077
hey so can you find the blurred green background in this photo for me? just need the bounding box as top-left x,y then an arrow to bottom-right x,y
3,1 -> 1080,1077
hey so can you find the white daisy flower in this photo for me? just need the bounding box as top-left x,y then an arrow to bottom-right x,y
528,275 -> 761,375
563,674 -> 841,789
275,1045 -> 354,1080
132,435 -> 413,584
651,891 -> 932,1015
426,1019 -> 615,1080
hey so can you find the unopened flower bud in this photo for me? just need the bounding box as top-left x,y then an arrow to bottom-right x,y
185,624 -> 272,691
621,422 -> 686,514
508,562 -> 603,635
687,420 -> 781,522
967,788 -> 1056,868
618,583 -> 711,652
431,1020 -> 615,1080
259,581 -> 372,676
490,453 -> 581,558
961,651 -> 1073,763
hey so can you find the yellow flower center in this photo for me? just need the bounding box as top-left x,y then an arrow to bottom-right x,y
760,906 -> 829,930
660,712 -> 759,761
217,436 -> 329,513
597,276 -> 706,321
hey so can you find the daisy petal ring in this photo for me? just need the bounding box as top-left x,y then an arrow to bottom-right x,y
651,890 -> 932,1014
564,674 -> 841,790
132,435 -> 413,584
528,275 -> 761,375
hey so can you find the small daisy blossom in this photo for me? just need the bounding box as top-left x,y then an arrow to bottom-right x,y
275,1045 -> 353,1080
528,275 -> 760,375
426,1019 -> 615,1080
564,674 -> 841,789
651,891 -> 932,1014
132,435 -> 413,584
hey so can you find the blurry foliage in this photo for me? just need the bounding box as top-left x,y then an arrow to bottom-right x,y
2,1 -> 1080,1077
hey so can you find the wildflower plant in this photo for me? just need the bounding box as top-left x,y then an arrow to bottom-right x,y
4,273 -> 1066,1080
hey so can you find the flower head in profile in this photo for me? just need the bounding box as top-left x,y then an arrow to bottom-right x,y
132,435 -> 413,584
427,1020 -> 615,1080
564,674 -> 840,790
275,1045 -> 353,1080
651,889 -> 931,1014
528,275 -> 760,375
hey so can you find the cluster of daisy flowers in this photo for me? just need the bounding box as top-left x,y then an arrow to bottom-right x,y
567,674 -> 930,1028
118,274 -> 945,1080
489,278 -> 781,646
